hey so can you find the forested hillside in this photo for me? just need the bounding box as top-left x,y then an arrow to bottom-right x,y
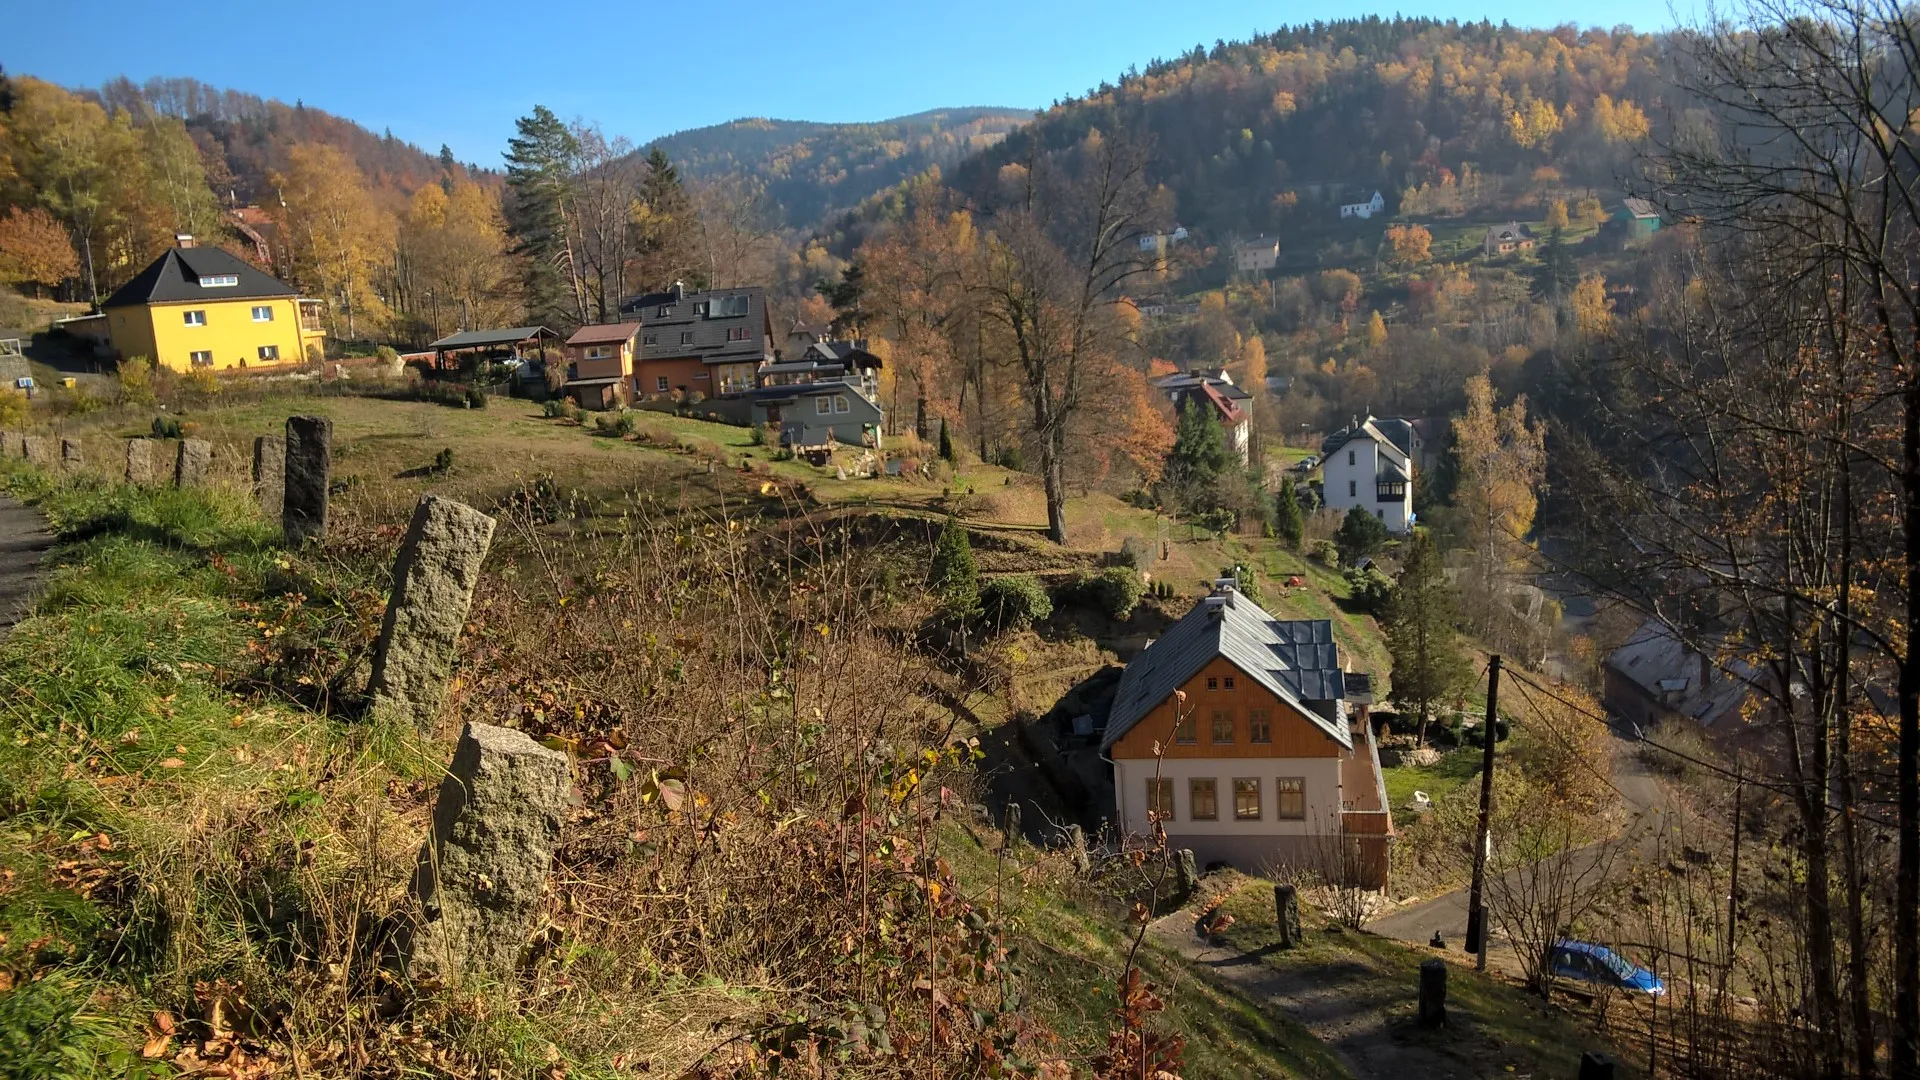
648,106 -> 1030,227
952,18 -> 1661,237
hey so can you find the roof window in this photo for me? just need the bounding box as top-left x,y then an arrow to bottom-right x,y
199,274 -> 239,288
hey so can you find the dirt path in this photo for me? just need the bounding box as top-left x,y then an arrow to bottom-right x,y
0,496 -> 51,633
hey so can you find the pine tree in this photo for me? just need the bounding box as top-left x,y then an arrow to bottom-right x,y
1163,398 -> 1231,514
939,420 -> 956,463
1275,475 -> 1305,551
1334,506 -> 1388,564
1384,531 -> 1472,744
930,515 -> 980,617
503,105 -> 581,326
633,148 -> 700,290
1532,226 -> 1577,304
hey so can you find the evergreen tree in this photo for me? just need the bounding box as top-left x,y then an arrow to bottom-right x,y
1532,226 -> 1577,305
938,420 -> 956,463
1275,475 -> 1305,551
819,262 -> 867,336
930,515 -> 980,617
633,148 -> 700,290
503,105 -> 581,326
1384,531 -> 1472,744
1334,506 -> 1389,564
1162,398 -> 1231,514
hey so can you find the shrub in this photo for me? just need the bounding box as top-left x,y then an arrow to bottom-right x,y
375,344 -> 400,363
183,367 -> 220,396
0,389 -> 26,429
992,442 -> 1025,471
1194,507 -> 1235,537
1081,566 -> 1145,621
938,421 -> 956,463
304,342 -> 323,367
929,515 -> 980,617
542,399 -> 568,418
433,447 -> 455,473
150,416 -> 183,439
980,574 -> 1052,631
117,355 -> 155,405
1335,506 -> 1389,564
1120,535 -> 1153,571
465,386 -> 488,409
1344,566 -> 1394,614
613,411 -> 637,437
1309,538 -> 1341,567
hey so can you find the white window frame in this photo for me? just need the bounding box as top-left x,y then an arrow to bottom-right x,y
251,305 -> 273,322
183,310 -> 206,326
1276,777 -> 1306,820
833,396 -> 849,414
815,396 -> 832,416
198,274 -> 239,288
189,350 -> 214,368
1233,778 -> 1262,820
257,345 -> 278,361
585,345 -> 613,360
654,375 -> 669,392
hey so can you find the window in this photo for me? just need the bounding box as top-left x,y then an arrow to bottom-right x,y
657,305 -> 673,317
708,294 -> 750,318
1275,777 -> 1306,820
1248,708 -> 1272,744
1234,779 -> 1262,820
655,376 -> 669,392
727,326 -> 749,341
816,396 -> 833,416
251,305 -> 273,322
1223,675 -> 1235,690
1205,677 -> 1218,691
1189,779 -> 1218,821
189,350 -> 213,368
585,345 -> 613,360
183,310 -> 206,326
1377,508 -> 1385,520
1173,714 -> 1196,744
1349,480 -> 1357,498
694,301 -> 709,316
643,334 -> 658,345
1145,778 -> 1174,821
257,345 -> 278,361
1211,709 -> 1233,744
833,396 -> 849,413
680,331 -> 694,345
694,370 -> 709,380
1348,450 -> 1355,466
197,274 -> 238,288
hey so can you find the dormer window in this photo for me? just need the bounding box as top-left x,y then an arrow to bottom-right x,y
198,274 -> 239,288
658,305 -> 673,317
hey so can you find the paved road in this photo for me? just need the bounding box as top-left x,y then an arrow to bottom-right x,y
1369,723 -> 1669,956
0,496 -> 51,633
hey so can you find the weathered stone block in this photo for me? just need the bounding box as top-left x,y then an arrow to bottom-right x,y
1064,823 -> 1090,874
174,438 -> 212,487
1418,958 -> 1448,1027
1275,883 -> 1303,948
59,439 -> 83,473
1175,848 -> 1199,896
283,416 -> 331,543
406,722 -> 571,984
366,495 -> 496,729
252,435 -> 285,521
125,439 -> 158,486
21,436 -> 54,467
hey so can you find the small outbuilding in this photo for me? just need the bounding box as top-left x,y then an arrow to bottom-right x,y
426,326 -> 558,372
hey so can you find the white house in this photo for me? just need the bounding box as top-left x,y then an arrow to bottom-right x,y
1102,585 -> 1391,883
1339,191 -> 1386,220
1138,226 -> 1190,252
1319,415 -> 1414,534
1234,236 -> 1281,273
1152,369 -> 1253,465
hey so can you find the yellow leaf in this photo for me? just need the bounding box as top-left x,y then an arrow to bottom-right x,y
159,758 -> 184,769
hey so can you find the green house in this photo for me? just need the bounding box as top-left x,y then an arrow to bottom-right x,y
1616,198 -> 1662,239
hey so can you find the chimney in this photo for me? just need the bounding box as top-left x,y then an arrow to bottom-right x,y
175,234 -> 195,248
1211,576 -> 1239,595
671,281 -> 684,302
1698,649 -> 1711,689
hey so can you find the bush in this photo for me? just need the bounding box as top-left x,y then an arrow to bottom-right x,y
980,574 -> 1052,632
613,411 -> 637,437
150,416 -> 183,439
1344,566 -> 1394,614
930,515 -> 980,617
1120,535 -> 1153,571
183,367 -> 220,396
542,399 -> 568,418
465,386 -> 488,409
1080,566 -> 1145,621
0,389 -> 26,429
1194,508 -> 1235,537
1335,506 -> 1389,564
1309,538 -> 1340,567
433,447 -> 455,473
117,355 -> 155,405
992,442 -> 1025,471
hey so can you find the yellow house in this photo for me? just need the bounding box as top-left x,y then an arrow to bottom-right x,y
103,238 -> 325,373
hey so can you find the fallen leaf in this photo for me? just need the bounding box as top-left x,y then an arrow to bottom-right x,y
154,1010 -> 176,1034
160,758 -> 185,769
142,1034 -> 171,1059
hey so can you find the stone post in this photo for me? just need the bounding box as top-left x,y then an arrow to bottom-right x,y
59,439 -> 83,473
1002,801 -> 1022,847
1063,824 -> 1090,874
283,415 -> 332,544
1175,849 -> 1198,896
252,435 -> 285,521
1275,883 -> 1303,948
21,436 -> 53,467
366,495 -> 496,729
405,722 -> 571,985
125,439 -> 158,486
174,438 -> 211,487
1418,958 -> 1448,1027
1577,1052 -> 1617,1080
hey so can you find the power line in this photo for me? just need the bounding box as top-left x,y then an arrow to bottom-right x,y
1501,672 -> 1636,806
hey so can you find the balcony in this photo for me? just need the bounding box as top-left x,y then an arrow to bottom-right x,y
297,298 -> 327,335
1375,481 -> 1407,502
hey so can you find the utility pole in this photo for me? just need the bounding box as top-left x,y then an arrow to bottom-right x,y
1466,654 -> 1501,971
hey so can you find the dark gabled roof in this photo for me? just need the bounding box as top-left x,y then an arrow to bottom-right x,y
566,322 -> 641,346
1101,588 -> 1351,752
428,326 -> 555,350
621,285 -> 773,367
102,246 -> 297,308
1320,416 -> 1412,480
805,340 -> 883,369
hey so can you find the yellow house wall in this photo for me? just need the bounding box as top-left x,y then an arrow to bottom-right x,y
115,297 -> 310,372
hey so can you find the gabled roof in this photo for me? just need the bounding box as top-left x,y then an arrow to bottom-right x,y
1486,221 -> 1534,242
1621,198 -> 1661,220
102,246 -> 297,308
621,285 -> 772,366
804,340 -> 883,369
567,322 -> 642,346
1102,588 -> 1352,752
1196,381 -> 1246,426
428,326 -> 555,350
1604,620 -> 1757,727
1321,416 -> 1412,480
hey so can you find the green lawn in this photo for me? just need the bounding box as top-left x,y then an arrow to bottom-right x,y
1380,747 -> 1486,809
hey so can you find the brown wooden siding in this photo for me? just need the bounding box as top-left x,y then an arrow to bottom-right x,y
1110,655 -> 1345,760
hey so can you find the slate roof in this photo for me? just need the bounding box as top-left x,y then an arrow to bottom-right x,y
620,285 -> 773,367
1604,620 -> 1757,728
1101,588 -> 1352,752
566,322 -> 641,346
102,246 -> 297,308
804,340 -> 884,369
428,326 -> 555,350
1321,416 -> 1412,481
1486,221 -> 1534,243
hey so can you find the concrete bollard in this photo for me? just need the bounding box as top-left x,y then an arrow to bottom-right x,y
1418,958 -> 1448,1027
1275,883 -> 1303,948
283,415 -> 332,544
174,439 -> 211,487
405,722 -> 571,985
252,434 -> 285,521
365,495 -> 497,729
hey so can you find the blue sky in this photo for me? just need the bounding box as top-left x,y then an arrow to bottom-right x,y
4,0 -> 1692,165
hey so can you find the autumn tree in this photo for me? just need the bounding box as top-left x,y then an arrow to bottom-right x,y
1451,373 -> 1544,649
395,179 -> 521,340
1544,198 -> 1569,230
1385,222 -> 1432,266
272,142 -> 390,337
1570,274 -> 1611,338
1384,531 -> 1471,743
0,205 -> 77,296
571,122 -> 641,322
1364,310 -> 1388,349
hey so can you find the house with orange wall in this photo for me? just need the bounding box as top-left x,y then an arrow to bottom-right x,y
562,322 -> 641,410
1101,584 -> 1391,886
